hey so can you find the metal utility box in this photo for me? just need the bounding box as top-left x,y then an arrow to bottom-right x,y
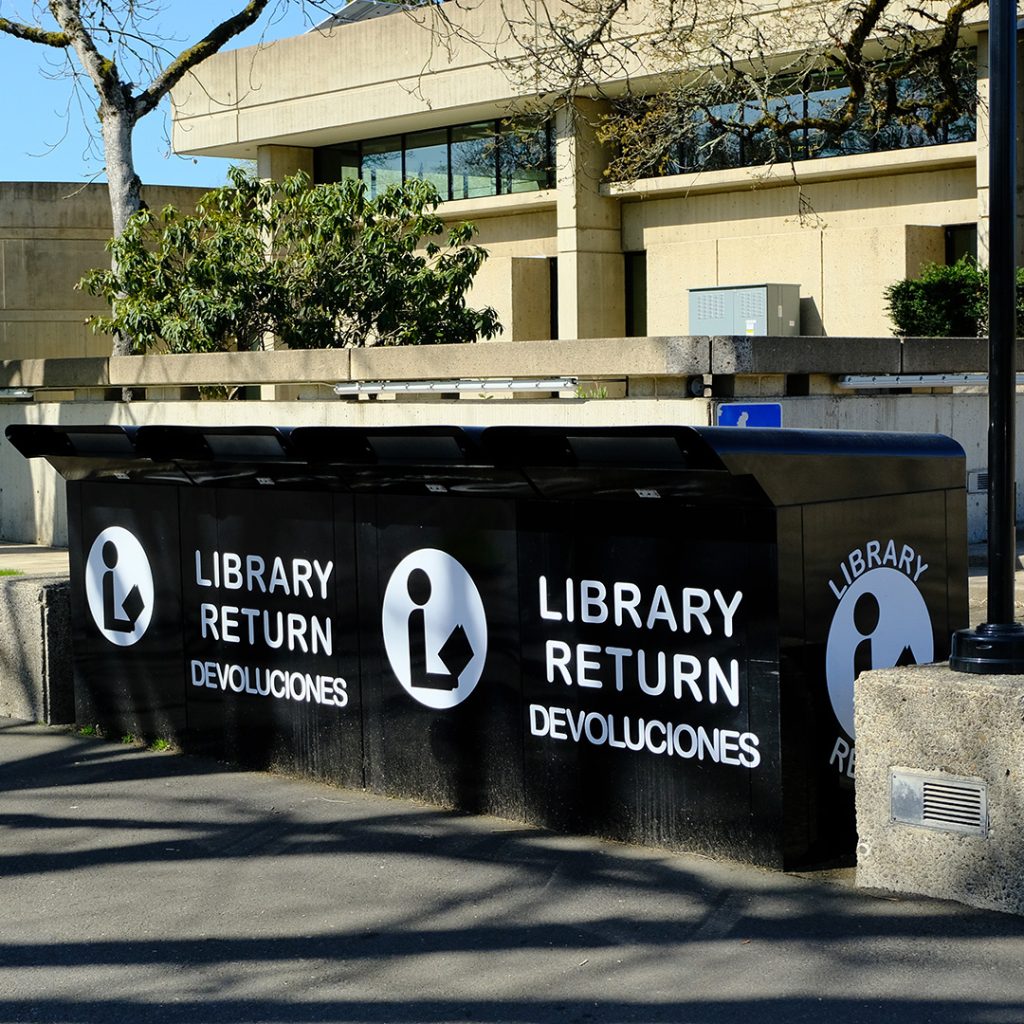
689,283 -> 800,336
7,423 -> 968,870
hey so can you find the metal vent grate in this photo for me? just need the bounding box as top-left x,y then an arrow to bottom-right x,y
891,769 -> 988,837
922,780 -> 985,830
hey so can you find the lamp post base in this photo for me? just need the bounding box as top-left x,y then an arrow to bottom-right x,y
950,622 -> 1024,674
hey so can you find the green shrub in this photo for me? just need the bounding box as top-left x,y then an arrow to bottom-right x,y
885,257 -> 1024,337
884,257 -> 986,337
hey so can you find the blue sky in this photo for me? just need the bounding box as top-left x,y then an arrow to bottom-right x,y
0,2 -> 327,188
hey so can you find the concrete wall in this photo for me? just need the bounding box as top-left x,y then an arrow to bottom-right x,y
0,575 -> 72,724
621,155 -> 975,339
0,182 -> 209,362
0,389 -> 1008,548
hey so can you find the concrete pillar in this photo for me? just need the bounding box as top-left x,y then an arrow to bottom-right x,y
554,101 -> 624,339
255,146 -> 315,394
856,663 -> 1024,916
256,145 -> 314,181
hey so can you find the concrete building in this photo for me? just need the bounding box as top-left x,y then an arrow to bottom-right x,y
0,182 -> 208,362
169,0 -> 991,343
0,182 -> 211,362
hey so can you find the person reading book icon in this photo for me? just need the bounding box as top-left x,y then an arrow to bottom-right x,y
405,567 -> 472,692
102,540 -> 144,634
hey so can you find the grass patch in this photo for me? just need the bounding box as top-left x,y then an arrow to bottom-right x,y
76,724 -> 97,737
149,737 -> 174,753
0,569 -> 23,577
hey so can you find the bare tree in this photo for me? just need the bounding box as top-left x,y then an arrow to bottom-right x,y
427,0 -> 982,181
0,1 -> 290,355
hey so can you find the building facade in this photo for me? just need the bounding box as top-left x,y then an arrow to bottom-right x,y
0,182 -> 208,362
170,0 -> 997,342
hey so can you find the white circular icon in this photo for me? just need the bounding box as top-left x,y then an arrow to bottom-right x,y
826,567 -> 933,738
85,526 -> 154,647
382,548 -> 488,709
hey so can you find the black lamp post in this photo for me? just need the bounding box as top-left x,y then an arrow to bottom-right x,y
950,0 -> 1024,672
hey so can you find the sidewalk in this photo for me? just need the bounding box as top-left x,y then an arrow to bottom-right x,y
0,541 -> 69,577
2,719 -> 1024,1024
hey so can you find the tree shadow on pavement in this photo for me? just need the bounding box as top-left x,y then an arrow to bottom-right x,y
2,721 -> 1024,1024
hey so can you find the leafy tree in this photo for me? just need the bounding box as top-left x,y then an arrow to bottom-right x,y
79,168 -> 501,352
0,1 -> 313,356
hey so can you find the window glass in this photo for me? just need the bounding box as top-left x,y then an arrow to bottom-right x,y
313,142 -> 360,184
743,95 -> 804,165
498,119 -> 553,193
681,103 -> 741,171
806,84 -> 868,158
450,123 -> 498,199
404,128 -> 450,198
945,223 -> 978,265
362,136 -> 402,197
663,54 -> 977,178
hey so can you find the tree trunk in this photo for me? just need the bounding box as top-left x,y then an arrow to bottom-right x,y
101,103 -> 142,360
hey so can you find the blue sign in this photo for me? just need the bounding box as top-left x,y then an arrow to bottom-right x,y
717,403 -> 783,428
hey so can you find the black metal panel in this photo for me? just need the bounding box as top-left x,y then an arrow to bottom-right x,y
705,427 -> 966,504
16,421 -> 970,871
517,498 -> 783,867
179,487 -> 362,786
69,481 -> 185,739
782,490 -> 968,863
359,494 -> 524,819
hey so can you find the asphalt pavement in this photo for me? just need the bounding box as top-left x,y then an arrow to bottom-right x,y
3,719 -> 1024,1024
3,542 -> 1024,1022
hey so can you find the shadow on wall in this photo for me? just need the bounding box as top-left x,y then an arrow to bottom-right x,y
800,297 -> 824,336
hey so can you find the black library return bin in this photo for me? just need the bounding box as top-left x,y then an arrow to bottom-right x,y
6,422 -> 967,869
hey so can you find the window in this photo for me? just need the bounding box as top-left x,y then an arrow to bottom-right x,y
404,128 -> 449,196
451,123 -> 498,199
314,119 -> 555,200
945,224 -> 978,265
361,136 -> 402,198
313,141 -> 359,184
661,56 -> 977,177
499,117 -> 554,194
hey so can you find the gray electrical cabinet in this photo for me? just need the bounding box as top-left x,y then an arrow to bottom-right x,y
689,283 -> 801,336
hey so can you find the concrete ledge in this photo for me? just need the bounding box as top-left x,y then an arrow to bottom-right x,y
711,336 -> 902,375
855,663 -> 1024,915
604,141 -> 977,199
0,358 -> 109,389
0,575 -> 72,725
350,336 -> 709,380
109,349 -> 352,387
2,334 -> 1018,393
900,338 -> 1024,374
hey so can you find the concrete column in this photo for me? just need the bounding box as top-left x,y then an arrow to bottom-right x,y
554,101 -> 624,339
256,145 -> 314,181
255,146 -> 315,392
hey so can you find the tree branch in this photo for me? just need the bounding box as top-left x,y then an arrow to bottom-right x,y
133,0 -> 272,118
0,16 -> 69,47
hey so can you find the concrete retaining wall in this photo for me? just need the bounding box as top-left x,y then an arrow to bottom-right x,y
0,574 -> 72,725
